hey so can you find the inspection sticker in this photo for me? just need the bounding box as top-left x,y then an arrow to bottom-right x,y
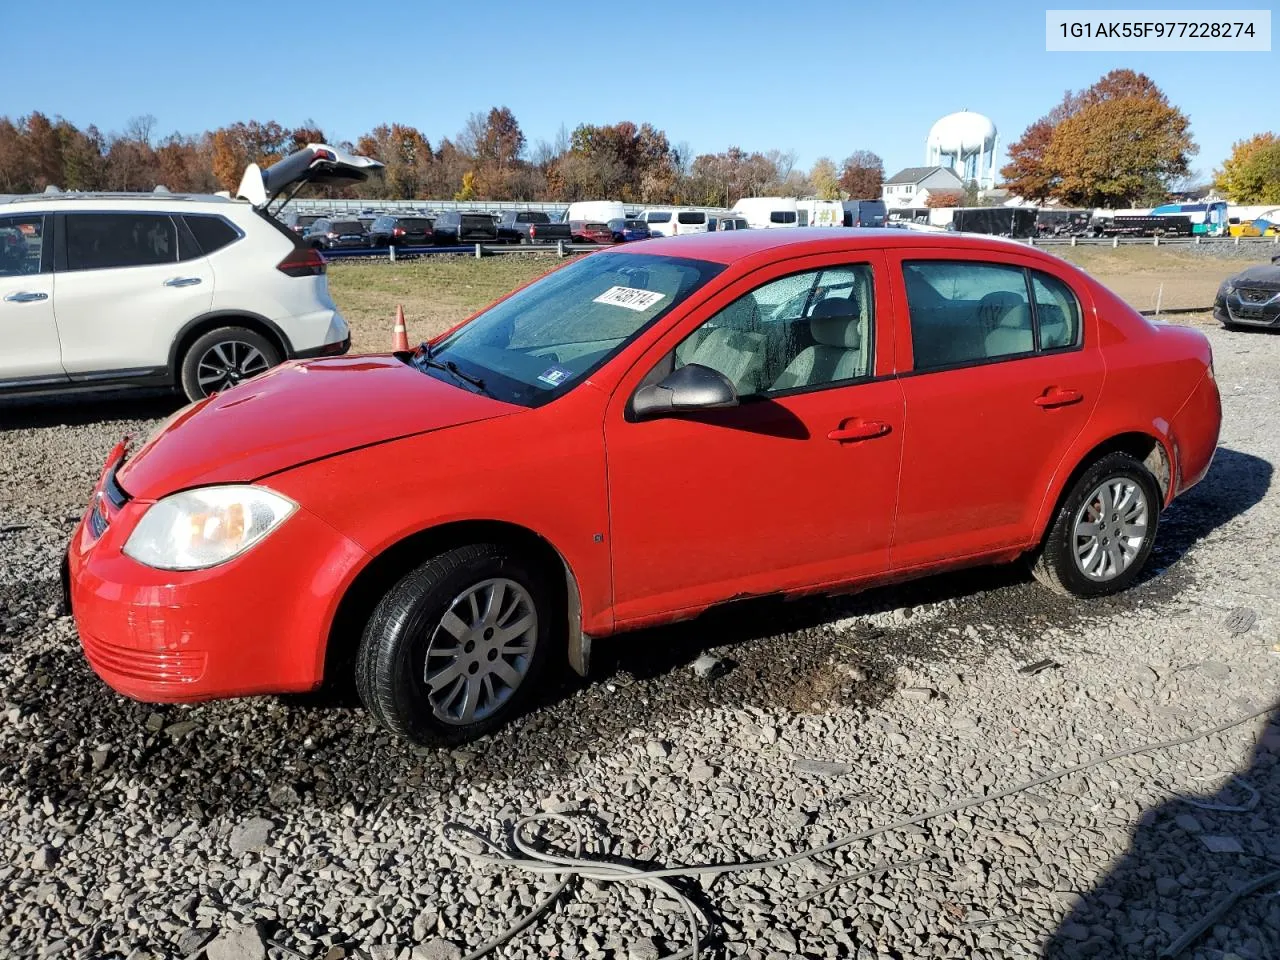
593,285 -> 666,311
536,365 -> 572,387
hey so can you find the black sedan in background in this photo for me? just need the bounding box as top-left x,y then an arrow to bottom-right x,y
432,212 -> 499,244
302,218 -> 370,250
607,218 -> 650,242
1216,258 -> 1280,329
368,214 -> 435,247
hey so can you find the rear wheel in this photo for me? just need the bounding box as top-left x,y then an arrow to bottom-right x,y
1031,452 -> 1161,597
355,544 -> 555,746
179,326 -> 281,401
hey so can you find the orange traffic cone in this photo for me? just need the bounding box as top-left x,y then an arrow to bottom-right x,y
392,304 -> 409,352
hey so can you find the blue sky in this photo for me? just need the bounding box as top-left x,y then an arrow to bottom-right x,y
4,0 -> 1274,180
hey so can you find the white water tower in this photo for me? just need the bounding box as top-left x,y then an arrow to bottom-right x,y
926,111 -> 999,190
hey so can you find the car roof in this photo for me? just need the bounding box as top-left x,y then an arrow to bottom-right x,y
629,227 -> 1037,265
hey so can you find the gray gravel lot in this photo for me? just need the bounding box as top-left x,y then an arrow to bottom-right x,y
2,319 -> 1279,960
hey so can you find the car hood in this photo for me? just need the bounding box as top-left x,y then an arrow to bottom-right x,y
118,356 -> 518,500
1230,265 -> 1280,288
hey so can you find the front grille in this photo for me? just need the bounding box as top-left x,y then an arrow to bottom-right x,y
87,503 -> 108,538
103,469 -> 129,509
1238,287 -> 1276,305
81,631 -> 208,684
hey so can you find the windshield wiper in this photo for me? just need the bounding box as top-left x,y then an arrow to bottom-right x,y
414,349 -> 487,394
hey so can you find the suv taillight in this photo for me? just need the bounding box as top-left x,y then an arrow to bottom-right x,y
393,227 -> 405,237
529,225 -> 537,239
277,247 -> 326,277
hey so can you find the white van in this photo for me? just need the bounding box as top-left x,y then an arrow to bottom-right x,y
731,197 -> 799,229
796,199 -> 844,228
642,208 -> 709,237
563,201 -> 626,225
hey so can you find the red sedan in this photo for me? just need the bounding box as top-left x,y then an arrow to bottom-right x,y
569,220 -> 615,244
67,230 -> 1221,745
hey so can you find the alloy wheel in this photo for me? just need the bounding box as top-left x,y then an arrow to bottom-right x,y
1072,478 -> 1149,581
421,577 -> 538,725
196,341 -> 270,395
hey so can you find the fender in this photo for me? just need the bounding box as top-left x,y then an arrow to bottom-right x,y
166,310 -> 297,374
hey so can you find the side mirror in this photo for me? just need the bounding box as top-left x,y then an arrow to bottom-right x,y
631,363 -> 739,420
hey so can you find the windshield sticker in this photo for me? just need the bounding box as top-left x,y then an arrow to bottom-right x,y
593,285 -> 666,312
536,365 -> 573,388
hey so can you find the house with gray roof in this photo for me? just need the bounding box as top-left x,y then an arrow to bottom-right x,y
881,166 -> 965,208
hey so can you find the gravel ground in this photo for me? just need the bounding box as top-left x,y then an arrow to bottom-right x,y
2,318 -> 1279,960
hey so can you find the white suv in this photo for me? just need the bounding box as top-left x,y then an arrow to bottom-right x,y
0,144 -> 381,402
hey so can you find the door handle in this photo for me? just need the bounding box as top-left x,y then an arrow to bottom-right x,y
1034,387 -> 1083,408
163,277 -> 203,287
827,420 -> 891,443
3,291 -> 48,303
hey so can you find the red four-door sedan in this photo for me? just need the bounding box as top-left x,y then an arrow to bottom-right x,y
67,229 -> 1221,745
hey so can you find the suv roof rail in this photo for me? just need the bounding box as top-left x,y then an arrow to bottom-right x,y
0,191 -> 234,205
45,185 -> 62,194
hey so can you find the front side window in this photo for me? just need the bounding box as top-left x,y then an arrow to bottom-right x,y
427,252 -> 722,407
903,260 -> 1081,371
769,211 -> 796,224
0,215 -> 44,277
672,264 -> 874,396
65,213 -> 177,271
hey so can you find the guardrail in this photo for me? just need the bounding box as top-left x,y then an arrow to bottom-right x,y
320,241 -> 602,261
1023,234 -> 1279,247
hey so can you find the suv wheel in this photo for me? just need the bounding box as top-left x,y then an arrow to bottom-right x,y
1031,451 -> 1161,598
180,326 -> 281,401
355,544 -> 555,746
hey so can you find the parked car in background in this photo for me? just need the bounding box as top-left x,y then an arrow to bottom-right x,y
563,200 -> 626,225
568,220 -> 613,244
368,214 -> 435,247
68,229 -> 1220,747
0,143 -> 376,402
304,218 -> 370,250
432,211 -> 500,244
643,209 -> 709,237
495,211 -> 572,244
709,214 -> 749,232
842,199 -> 887,228
733,197 -> 799,229
280,211 -> 324,235
1215,259 -> 1280,329
607,218 -> 651,242
798,199 -> 844,227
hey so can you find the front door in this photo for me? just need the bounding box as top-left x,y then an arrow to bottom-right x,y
0,214 -> 63,384
887,252 -> 1105,570
604,252 -> 904,626
53,211 -> 213,376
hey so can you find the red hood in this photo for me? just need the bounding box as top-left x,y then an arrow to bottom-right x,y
118,356 -> 518,499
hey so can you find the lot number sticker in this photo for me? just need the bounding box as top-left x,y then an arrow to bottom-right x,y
593,286 -> 666,312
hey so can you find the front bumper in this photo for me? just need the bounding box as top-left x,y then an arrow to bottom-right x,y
1215,291 -> 1280,327
68,457 -> 368,703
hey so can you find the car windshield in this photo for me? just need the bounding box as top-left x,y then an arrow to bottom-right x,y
426,252 -> 723,407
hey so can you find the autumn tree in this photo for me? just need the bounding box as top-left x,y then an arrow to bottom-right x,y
925,191 -> 962,208
1216,133 -> 1280,203
209,121 -> 292,191
839,150 -> 883,199
356,123 -> 434,198
809,157 -> 841,199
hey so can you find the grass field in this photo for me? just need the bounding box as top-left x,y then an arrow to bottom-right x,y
327,244 -> 1251,353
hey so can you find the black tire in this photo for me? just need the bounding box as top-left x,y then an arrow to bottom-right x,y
179,326 -> 282,402
1031,452 -> 1162,598
355,544 -> 556,746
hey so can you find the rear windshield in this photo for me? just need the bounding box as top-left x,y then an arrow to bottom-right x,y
516,212 -> 551,223
332,220 -> 364,233
677,212 -> 705,224
647,212 -> 671,223
625,220 -> 647,229
461,214 -> 493,228
769,211 -> 797,224
296,215 -> 321,227
399,218 -> 432,231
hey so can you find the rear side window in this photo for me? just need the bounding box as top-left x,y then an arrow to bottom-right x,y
905,260 -> 1079,371
769,211 -> 797,224
677,212 -> 705,225
65,213 -> 177,271
0,215 -> 45,277
647,212 -> 671,223
183,215 -> 240,255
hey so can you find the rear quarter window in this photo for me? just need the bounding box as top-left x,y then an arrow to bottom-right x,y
647,212 -> 672,223
677,212 -> 705,225
770,211 -> 797,224
183,215 -> 241,255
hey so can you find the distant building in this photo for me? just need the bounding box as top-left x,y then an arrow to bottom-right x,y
881,166 -> 965,208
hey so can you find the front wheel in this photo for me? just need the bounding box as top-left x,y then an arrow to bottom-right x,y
355,544 -> 556,746
179,326 -> 281,401
1031,451 -> 1162,597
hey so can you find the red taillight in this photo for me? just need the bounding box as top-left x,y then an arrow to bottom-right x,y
529,225 -> 537,238
277,247 -> 326,277
393,227 -> 405,237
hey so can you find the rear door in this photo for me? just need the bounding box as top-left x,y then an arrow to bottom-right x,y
887,250 -> 1104,569
54,211 -> 213,376
0,213 -> 63,383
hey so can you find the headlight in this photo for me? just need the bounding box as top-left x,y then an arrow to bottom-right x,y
123,486 -> 295,570
1221,280 -> 1236,296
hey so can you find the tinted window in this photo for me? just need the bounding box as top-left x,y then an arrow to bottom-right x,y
903,261 -> 1033,370
398,218 -> 431,231
0,215 -> 44,277
183,215 -> 240,255
625,220 -> 647,229
677,212 -> 705,225
460,215 -> 493,229
769,211 -> 797,224
647,212 -> 671,223
674,265 -> 874,396
516,212 -> 549,223
66,213 -> 177,271
1031,272 -> 1082,350
331,220 -> 364,234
